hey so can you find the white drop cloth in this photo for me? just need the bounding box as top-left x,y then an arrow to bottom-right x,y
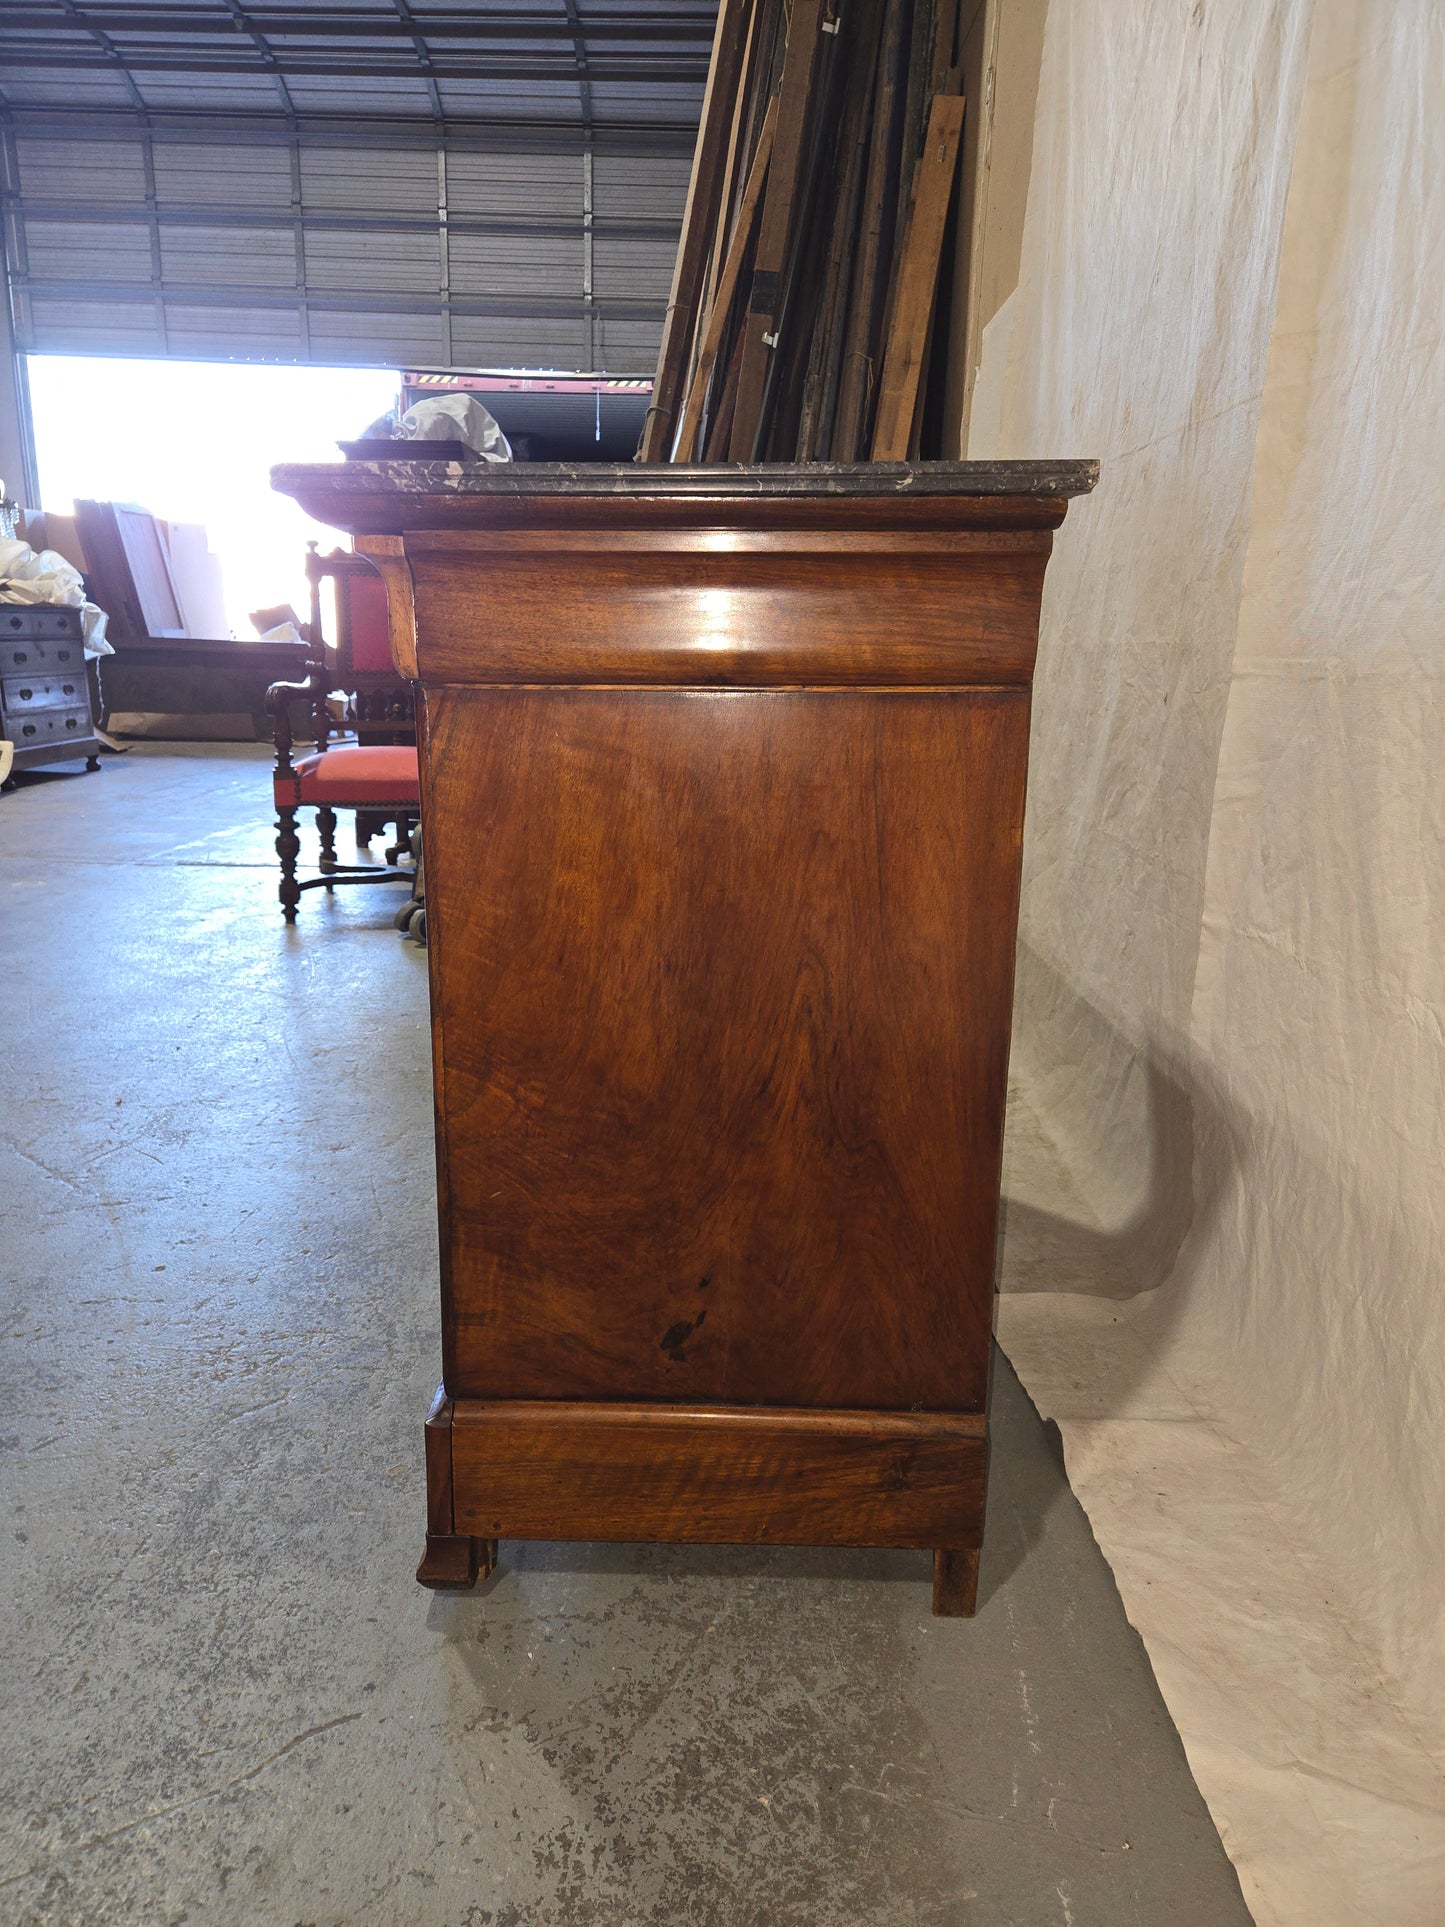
970,1 -> 1445,1920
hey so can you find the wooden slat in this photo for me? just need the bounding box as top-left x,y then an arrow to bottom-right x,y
754,0 -> 851,459
830,0 -> 909,458
690,1 -> 762,413
930,0 -> 960,89
673,95 -> 779,462
874,0 -> 939,391
894,0 -> 937,237
639,0 -> 755,462
702,321 -> 748,458
707,0 -> 767,291
796,0 -> 886,456
729,0 -> 784,211
725,0 -> 826,461
870,91 -> 966,460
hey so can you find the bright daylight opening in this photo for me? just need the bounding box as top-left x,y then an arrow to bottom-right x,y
26,355 -> 400,638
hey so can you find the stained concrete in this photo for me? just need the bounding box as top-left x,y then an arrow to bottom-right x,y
0,745 -> 1253,1927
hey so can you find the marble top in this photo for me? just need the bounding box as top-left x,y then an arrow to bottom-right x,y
272,458 -> 1099,502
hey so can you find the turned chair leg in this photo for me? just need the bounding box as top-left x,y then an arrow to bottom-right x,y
275,805 -> 301,923
317,804 -> 337,891
933,1547 -> 980,1617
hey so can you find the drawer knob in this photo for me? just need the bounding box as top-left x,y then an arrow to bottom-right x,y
19,687 -> 32,700
62,683 -> 74,694
66,717 -> 78,730
22,723 -> 35,736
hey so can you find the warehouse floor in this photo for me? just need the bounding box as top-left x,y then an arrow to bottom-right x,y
0,745 -> 1251,1927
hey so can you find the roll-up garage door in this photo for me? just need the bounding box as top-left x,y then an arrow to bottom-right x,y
0,4 -> 707,371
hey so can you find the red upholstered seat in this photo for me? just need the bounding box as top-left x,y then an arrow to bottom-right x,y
275,744 -> 420,807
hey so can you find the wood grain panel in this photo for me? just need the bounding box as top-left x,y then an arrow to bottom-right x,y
423,685 -> 1029,1413
449,1401 -> 986,1547
411,545 -> 1048,687
402,526 -> 1051,555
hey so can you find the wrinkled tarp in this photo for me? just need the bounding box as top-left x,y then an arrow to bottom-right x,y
970,1 -> 1445,1920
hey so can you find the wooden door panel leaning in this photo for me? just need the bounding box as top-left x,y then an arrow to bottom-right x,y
272,457 -> 1098,1619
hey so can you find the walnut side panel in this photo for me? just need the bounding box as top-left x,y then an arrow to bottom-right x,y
424,685 -> 1029,1413
450,1402 -> 987,1547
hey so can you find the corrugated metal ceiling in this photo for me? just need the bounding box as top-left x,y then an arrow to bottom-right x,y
0,1 -> 712,370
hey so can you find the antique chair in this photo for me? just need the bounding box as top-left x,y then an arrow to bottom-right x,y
309,543 -> 417,844
307,547 -> 414,739
265,547 -> 419,923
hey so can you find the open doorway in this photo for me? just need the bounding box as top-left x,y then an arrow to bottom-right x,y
26,355 -> 399,639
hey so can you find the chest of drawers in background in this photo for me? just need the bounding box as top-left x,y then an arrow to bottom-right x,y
1,605 -> 103,776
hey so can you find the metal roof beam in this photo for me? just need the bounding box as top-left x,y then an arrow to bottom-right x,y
1,50 -> 709,80
2,6 -> 716,38
10,271 -> 665,321
0,102 -> 701,150
5,198 -> 681,241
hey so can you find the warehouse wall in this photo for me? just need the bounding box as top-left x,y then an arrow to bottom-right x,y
0,288 -> 37,504
970,1 -> 1445,1920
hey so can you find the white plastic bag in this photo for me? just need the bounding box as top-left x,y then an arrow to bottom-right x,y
364,393 -> 513,463
0,536 -> 112,656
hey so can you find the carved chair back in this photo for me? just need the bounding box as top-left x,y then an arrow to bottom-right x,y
306,544 -> 416,750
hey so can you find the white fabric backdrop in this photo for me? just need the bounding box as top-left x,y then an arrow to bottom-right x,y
969,1 -> 1445,1920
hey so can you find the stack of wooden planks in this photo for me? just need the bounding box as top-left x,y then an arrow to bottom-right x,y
640,0 -> 964,465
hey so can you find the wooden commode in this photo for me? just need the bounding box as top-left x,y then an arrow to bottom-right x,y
273,458 -> 1096,1617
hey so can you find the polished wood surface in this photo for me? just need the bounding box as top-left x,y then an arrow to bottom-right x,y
407,530 -> 1050,686
451,1403 -> 986,1546
416,1387 -> 498,1589
933,1547 -> 982,1617
272,459 -> 1095,1618
425,685 -> 1026,1413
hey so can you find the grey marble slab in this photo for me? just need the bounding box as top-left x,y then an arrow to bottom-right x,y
272,457 -> 1099,502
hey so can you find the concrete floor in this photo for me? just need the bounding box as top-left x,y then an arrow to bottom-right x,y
0,745 -> 1252,1927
